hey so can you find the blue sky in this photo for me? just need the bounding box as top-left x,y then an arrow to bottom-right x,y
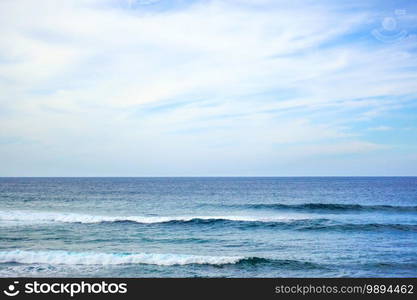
0,0 -> 416,176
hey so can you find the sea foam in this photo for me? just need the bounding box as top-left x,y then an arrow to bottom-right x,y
0,250 -> 243,266
0,210 -> 304,225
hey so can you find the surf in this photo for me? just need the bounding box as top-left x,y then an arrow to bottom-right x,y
226,203 -> 417,212
0,250 -> 322,270
0,210 -> 307,225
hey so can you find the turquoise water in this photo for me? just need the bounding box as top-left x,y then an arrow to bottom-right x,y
0,177 -> 416,277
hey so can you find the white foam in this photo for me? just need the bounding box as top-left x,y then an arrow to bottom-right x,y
0,210 -> 302,225
0,250 -> 243,266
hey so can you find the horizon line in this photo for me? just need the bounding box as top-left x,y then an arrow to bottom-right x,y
1,175 -> 417,178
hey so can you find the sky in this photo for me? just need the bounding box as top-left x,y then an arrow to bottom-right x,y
0,0 -> 417,176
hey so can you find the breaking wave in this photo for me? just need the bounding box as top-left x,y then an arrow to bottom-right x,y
0,250 -> 321,269
234,203 -> 417,212
0,210 -> 305,225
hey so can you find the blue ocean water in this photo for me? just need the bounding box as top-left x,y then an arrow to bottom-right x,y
0,177 -> 416,277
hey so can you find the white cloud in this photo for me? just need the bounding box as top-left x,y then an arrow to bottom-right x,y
368,126 -> 392,131
0,0 -> 416,175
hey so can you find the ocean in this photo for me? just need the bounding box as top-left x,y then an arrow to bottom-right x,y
0,177 -> 416,277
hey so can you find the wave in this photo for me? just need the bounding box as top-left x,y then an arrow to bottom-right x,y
237,203 -> 417,212
0,210 -> 414,231
308,223 -> 417,232
0,250 -> 319,269
239,257 -> 322,269
0,250 -> 242,266
231,219 -> 417,232
0,210 -> 304,225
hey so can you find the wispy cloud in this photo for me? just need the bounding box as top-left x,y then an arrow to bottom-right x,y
368,126 -> 393,131
0,0 -> 416,176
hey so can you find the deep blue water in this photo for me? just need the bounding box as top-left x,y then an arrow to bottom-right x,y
0,177 -> 416,277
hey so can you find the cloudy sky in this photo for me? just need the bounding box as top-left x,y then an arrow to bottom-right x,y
1,0 -> 417,176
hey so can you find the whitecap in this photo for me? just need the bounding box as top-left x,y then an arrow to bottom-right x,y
0,250 -> 243,266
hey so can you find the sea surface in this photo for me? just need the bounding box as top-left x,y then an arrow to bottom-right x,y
0,177 -> 416,277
